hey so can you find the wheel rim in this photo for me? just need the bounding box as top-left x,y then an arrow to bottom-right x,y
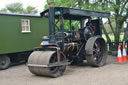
85,37 -> 107,66
0,57 -> 7,66
0,56 -> 10,69
49,52 -> 66,76
49,54 -> 59,73
92,40 -> 103,64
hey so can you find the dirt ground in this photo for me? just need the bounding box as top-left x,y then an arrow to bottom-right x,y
0,55 -> 128,85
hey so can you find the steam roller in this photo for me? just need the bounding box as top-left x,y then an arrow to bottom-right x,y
27,7 -> 110,77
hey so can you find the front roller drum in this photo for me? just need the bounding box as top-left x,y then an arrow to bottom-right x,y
85,36 -> 107,67
27,51 -> 66,77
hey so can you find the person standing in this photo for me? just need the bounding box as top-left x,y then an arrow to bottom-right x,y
86,17 -> 96,32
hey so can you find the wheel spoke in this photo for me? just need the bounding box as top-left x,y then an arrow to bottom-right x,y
85,37 -> 107,66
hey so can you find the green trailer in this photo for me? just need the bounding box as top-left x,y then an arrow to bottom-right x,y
0,13 -> 48,69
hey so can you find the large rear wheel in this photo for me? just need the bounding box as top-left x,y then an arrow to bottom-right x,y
85,36 -> 107,66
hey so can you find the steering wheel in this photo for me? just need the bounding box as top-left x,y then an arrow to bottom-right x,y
55,31 -> 73,39
55,32 -> 68,39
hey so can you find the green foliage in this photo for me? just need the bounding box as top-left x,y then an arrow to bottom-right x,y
0,3 -> 38,14
45,0 -> 111,12
45,0 -> 76,9
2,3 -> 24,13
104,18 -> 116,34
25,6 -> 38,14
102,34 -> 124,42
0,8 -> 7,12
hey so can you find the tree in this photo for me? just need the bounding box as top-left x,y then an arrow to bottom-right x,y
25,6 -> 38,14
0,3 -> 24,13
45,0 -> 128,42
0,3 -> 38,14
96,0 -> 128,42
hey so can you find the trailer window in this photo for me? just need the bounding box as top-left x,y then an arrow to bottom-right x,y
21,19 -> 30,32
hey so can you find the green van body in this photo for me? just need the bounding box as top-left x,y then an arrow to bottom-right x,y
0,13 -> 49,55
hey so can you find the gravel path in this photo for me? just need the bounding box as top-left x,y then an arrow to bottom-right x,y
0,55 -> 128,85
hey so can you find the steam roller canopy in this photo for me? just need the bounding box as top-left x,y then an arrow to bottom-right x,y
27,51 -> 66,77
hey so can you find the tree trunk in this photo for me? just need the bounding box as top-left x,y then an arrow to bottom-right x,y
115,17 -> 121,42
101,19 -> 111,42
114,24 -> 120,42
108,18 -> 116,36
123,23 -> 128,41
